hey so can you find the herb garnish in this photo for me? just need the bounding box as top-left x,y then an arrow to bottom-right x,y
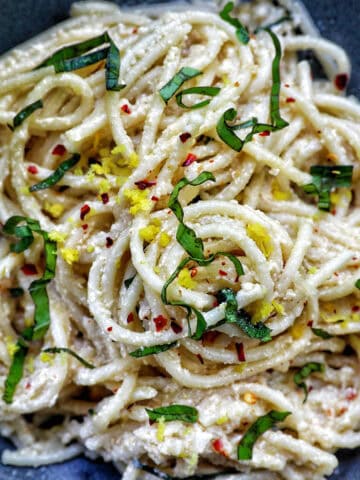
36,32 -> 125,91
303,165 -> 353,211
219,2 -> 249,44
9,100 -> 43,130
294,362 -> 324,402
175,86 -> 221,110
146,405 -> 198,423
29,153 -> 80,192
8,287 -> 25,298
124,275 -> 136,289
217,288 -> 272,342
311,327 -> 333,339
238,410 -> 291,460
159,67 -> 202,103
355,279 -> 360,289
129,342 -> 178,358
43,347 -> 95,369
2,216 -> 57,403
217,29 -> 288,152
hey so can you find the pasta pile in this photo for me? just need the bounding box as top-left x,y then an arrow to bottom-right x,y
0,1 -> 360,479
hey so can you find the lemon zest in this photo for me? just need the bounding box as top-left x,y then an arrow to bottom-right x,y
61,248 -> 79,265
246,223 -> 273,258
124,189 -> 152,215
49,231 -> 68,243
159,232 -> 171,247
156,417 -> 165,442
178,268 -> 197,289
44,202 -> 64,219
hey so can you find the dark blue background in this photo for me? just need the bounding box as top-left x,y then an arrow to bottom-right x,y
0,0 -> 359,478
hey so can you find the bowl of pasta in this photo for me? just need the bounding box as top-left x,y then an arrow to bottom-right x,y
0,1 -> 360,479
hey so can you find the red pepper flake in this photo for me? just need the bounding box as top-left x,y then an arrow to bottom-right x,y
171,321 -> 183,334
81,224 -> 88,231
331,209 -> 336,215
212,439 -> 227,456
25,382 -> 31,389
101,193 -> 109,204
286,97 -> 296,103
352,257 -> 358,261
21,264 -> 38,276
52,144 -> 67,156
179,132 -> 191,143
80,204 -> 91,220
106,237 -> 114,248
27,165 -> 38,174
190,268 -> 197,278
213,299 -> 219,308
218,269 -> 227,276
235,342 -> 246,362
234,81 -> 240,87
132,27 -> 138,34
284,83 -> 290,88
352,306 -> 360,312
307,320 -> 313,327
182,153 -> 197,167
134,179 -> 157,190
153,314 -> 168,332
107,326 -> 113,332
345,388 -> 357,401
121,104 -> 131,114
127,312 -> 134,323
259,130 -> 270,137
202,331 -> 220,345
151,195 -> 159,202
196,354 -> 204,364
334,73 -> 348,91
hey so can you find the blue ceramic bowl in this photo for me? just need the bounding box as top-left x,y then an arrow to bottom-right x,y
0,1 -> 359,479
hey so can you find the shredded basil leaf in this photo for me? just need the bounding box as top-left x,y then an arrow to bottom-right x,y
303,165 -> 353,211
124,275 -> 136,289
238,410 -> 291,460
159,67 -> 202,103
146,405 -> 198,423
43,347 -> 95,369
3,341 -> 28,404
130,342 -> 177,358
355,279 -> 360,289
217,29 -> 288,151
29,153 -> 80,192
175,86 -> 221,110
311,327 -> 333,339
8,287 -> 25,298
217,288 -> 272,341
219,2 -> 249,44
36,32 -> 124,91
9,100 -> 43,130
294,362 -> 324,403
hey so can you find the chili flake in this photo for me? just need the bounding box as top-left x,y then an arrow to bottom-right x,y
106,237 -> 114,248
170,321 -> 182,334
153,315 -> 168,332
182,153 -> 197,167
179,132 -> 191,143
27,165 -> 38,174
134,179 -> 157,190
80,204 -> 91,220
52,144 -> 67,156
235,342 -> 246,362
127,312 -> 134,323
121,104 -> 131,114
101,193 -> 109,204
334,73 -> 348,91
21,264 -> 38,276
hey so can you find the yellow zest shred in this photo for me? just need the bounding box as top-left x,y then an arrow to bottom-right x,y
6,338 -> 19,358
111,145 -> 126,156
20,186 -> 30,196
124,189 -> 152,215
139,225 -> 160,243
40,352 -> 54,364
308,266 -> 318,274
216,416 -> 229,425
251,301 -> 273,323
156,417 -> 166,442
159,232 -> 171,247
291,322 -> 306,339
178,268 -> 197,289
74,167 -> 83,176
272,301 -> 284,315
99,179 -> 111,195
271,180 -> 291,201
153,266 -> 161,274
246,223 -> 273,258
49,231 -> 68,243
87,245 -> 95,253
233,363 -> 246,373
44,202 -> 64,219
61,248 -> 79,265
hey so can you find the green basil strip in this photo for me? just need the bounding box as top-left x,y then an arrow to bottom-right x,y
60,47 -> 108,73
311,327 -> 333,339
8,287 -> 25,298
238,410 -> 291,460
169,172 -> 215,260
3,341 -> 28,404
219,2 -> 249,44
43,347 -> 95,369
303,165 -> 353,211
105,36 -> 126,91
294,362 -> 324,403
255,15 -> 292,34
217,29 -> 288,152
146,404 -> 198,423
217,288 -> 271,341
175,86 -> 221,110
130,342 -> 178,358
355,279 -> 360,289
159,67 -> 202,103
10,100 -> 43,130
29,153 -> 81,192
124,275 -> 136,289
3,216 -> 43,253
36,32 -> 109,70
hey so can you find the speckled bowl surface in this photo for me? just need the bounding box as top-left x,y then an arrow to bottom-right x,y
0,1 -> 359,478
